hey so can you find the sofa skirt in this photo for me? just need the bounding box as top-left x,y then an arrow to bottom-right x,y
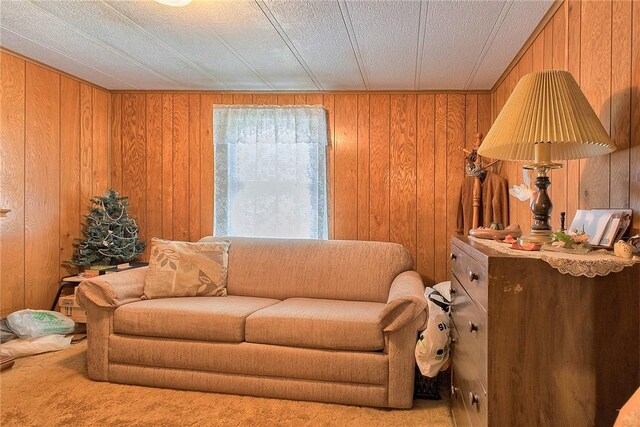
107,334 -> 391,407
109,363 -> 388,407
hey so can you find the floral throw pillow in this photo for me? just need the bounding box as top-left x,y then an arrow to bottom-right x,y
143,238 -> 230,299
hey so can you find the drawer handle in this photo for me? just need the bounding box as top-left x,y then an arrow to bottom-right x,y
450,252 -> 457,261
468,271 -> 479,282
469,392 -> 480,407
451,385 -> 459,396
469,321 -> 479,333
451,337 -> 457,344
450,287 -> 456,295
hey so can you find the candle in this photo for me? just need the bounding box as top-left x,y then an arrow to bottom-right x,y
534,142 -> 551,164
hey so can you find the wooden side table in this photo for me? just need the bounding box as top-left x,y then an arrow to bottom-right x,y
50,276 -> 85,310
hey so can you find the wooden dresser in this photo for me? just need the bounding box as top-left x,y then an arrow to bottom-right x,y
449,236 -> 639,427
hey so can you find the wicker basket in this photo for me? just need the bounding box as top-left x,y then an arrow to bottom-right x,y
414,365 -> 441,400
413,366 -> 451,400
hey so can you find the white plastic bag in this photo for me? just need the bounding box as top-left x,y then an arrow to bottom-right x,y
416,281 -> 451,377
6,309 -> 75,338
0,334 -> 72,358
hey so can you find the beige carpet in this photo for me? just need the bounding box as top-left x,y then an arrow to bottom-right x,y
0,341 -> 452,426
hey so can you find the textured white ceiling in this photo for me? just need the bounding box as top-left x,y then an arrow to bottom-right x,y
0,0 -> 554,91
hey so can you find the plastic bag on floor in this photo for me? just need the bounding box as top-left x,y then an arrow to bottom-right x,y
6,309 -> 75,338
1,319 -> 17,343
0,334 -> 72,358
415,281 -> 451,377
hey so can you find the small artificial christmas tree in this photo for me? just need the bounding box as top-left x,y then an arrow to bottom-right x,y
71,189 -> 145,266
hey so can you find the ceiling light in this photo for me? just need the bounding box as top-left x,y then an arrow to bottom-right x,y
155,0 -> 192,6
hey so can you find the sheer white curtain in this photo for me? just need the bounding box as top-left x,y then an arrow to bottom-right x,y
214,105 -> 328,239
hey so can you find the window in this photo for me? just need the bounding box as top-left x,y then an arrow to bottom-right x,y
213,105 -> 328,239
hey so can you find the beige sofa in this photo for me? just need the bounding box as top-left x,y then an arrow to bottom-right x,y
77,238 -> 428,408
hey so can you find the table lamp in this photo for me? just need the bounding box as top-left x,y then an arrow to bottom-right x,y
478,70 -> 615,244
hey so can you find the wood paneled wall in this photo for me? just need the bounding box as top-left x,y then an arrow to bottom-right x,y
110,92 -> 492,285
4,0 -> 636,313
493,0 -> 640,234
0,51 -> 110,316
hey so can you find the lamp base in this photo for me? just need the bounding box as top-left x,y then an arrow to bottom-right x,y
518,230 -> 554,245
519,162 -> 563,246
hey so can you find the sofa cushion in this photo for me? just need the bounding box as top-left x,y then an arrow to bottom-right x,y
245,298 -> 386,351
144,238 -> 230,299
199,237 -> 413,303
114,296 -> 280,342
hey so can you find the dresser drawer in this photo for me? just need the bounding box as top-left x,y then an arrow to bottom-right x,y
453,355 -> 488,426
450,326 -> 472,427
451,242 -> 488,312
451,322 -> 488,427
451,276 -> 487,387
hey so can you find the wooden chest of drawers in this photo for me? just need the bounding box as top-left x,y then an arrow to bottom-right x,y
449,236 -> 640,427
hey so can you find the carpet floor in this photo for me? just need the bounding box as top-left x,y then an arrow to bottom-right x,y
0,341 -> 453,426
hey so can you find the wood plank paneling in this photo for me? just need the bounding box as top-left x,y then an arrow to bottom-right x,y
465,94 -> 477,151
277,94 -> 295,105
92,89 -> 109,196
579,0 -> 611,210
610,0 -> 632,209
80,84 -> 93,208
253,93 -> 277,105
508,70 -> 522,229
146,94 -> 163,249
1,52 -> 110,314
565,0 -> 582,225
416,94 -> 435,285
221,94 -> 234,104
233,93 -> 253,105
189,94 -> 201,241
445,94 -> 465,274
110,94 -> 122,191
369,94 -> 390,242
323,94 -> 336,239
0,52 -> 26,316
356,94 -> 370,241
550,5 -> 567,219
334,94 -> 358,240
434,94 -> 448,282
543,24 -> 553,70
24,63 -> 60,309
477,94 -> 492,142
59,77 -> 81,277
172,94 -> 190,241
305,94 -> 323,106
200,93 -> 218,237
121,94 -> 146,244
532,32 -> 544,73
390,94 -> 417,261
162,94 -> 174,239
515,49 -> 534,229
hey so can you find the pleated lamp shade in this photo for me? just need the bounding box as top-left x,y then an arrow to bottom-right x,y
478,70 -> 615,161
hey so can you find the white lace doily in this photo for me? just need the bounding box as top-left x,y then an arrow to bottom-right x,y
469,237 -> 638,277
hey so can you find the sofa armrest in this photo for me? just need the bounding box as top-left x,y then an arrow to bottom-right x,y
77,267 -> 148,309
379,271 -> 427,332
